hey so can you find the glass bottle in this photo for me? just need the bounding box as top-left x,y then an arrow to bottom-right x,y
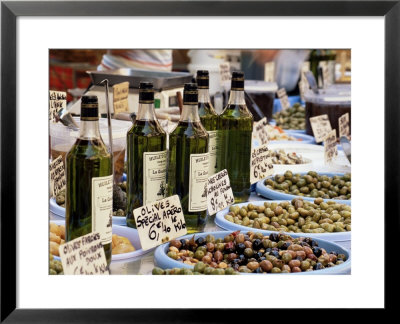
196,70 -> 219,176
66,95 -> 113,265
126,82 -> 167,228
167,83 -> 209,233
217,71 -> 253,203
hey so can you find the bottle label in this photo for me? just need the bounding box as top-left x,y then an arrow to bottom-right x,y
189,153 -> 209,212
143,150 -> 167,205
91,175 -> 113,245
207,130 -> 218,176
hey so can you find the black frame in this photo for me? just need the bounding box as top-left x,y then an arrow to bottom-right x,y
1,0 -> 397,321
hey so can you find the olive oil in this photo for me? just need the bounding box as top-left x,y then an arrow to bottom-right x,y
65,96 -> 113,265
196,70 -> 219,175
126,82 -> 167,228
168,83 -> 209,233
217,71 -> 253,203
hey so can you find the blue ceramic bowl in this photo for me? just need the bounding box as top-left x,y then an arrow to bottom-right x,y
154,230 -> 351,274
255,172 -> 351,205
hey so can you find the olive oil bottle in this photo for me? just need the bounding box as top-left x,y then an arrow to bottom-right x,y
126,82 -> 167,228
217,71 -> 253,203
66,95 -> 113,265
196,70 -> 219,176
168,83 -> 209,233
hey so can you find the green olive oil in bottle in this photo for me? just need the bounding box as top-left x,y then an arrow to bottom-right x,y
66,95 -> 113,265
196,70 -> 219,176
126,82 -> 167,228
217,71 -> 253,203
167,83 -> 209,233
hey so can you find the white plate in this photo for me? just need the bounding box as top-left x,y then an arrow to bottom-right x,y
49,198 -> 126,226
272,157 -> 314,174
50,220 -> 151,261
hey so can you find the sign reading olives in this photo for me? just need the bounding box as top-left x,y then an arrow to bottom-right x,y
309,114 -> 332,143
250,144 -> 274,184
49,155 -> 66,197
49,90 -> 66,123
206,169 -> 235,216
58,232 -> 109,275
324,130 -> 338,164
133,195 -> 187,250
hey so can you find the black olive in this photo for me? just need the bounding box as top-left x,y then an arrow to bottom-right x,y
313,262 -> 323,270
299,241 -> 310,247
265,248 -> 272,253
233,263 -> 240,271
239,254 -> 246,263
280,242 -> 291,250
259,256 -> 266,261
225,246 -> 235,254
269,233 -> 279,242
236,243 -> 246,255
180,239 -> 187,249
232,258 -> 241,265
312,247 -> 322,257
310,240 -> 318,247
303,237 -> 313,245
252,239 -> 263,250
269,250 -> 280,258
254,267 -> 263,273
195,237 -> 206,246
330,251 -> 338,256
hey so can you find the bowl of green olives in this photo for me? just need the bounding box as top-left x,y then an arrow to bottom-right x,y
256,171 -> 351,205
154,231 -> 350,274
215,198 -> 351,250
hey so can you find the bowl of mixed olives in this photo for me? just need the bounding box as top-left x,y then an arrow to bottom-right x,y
215,198 -> 351,249
154,231 -> 350,274
256,171 -> 351,205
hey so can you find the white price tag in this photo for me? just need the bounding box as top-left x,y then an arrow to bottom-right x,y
113,81 -> 129,113
310,114 -> 332,143
206,169 -> 234,216
264,62 -> 275,82
339,113 -> 350,138
49,90 -> 66,123
133,195 -> 187,251
250,144 -> 274,184
49,155 -> 66,197
324,129 -> 338,164
254,117 -> 269,145
59,232 -> 109,275
277,88 -> 290,110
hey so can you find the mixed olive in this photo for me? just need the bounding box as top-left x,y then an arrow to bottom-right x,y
164,231 -> 346,274
224,197 -> 351,233
265,171 -> 351,200
49,254 -> 63,275
152,265 -> 238,275
270,149 -> 307,165
273,103 -> 306,130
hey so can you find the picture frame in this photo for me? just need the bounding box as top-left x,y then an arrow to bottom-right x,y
1,0 -> 397,321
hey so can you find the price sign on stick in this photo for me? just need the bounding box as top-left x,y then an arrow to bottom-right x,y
133,195 -> 187,251
219,62 -> 231,85
206,169 -> 234,216
324,129 -> 338,164
298,80 -> 308,102
264,62 -> 275,82
59,232 -> 109,275
113,81 -> 129,114
339,113 -> 350,138
49,156 -> 66,197
250,144 -> 274,184
310,114 -> 332,143
49,90 -> 66,123
277,88 -> 291,110
254,117 -> 269,145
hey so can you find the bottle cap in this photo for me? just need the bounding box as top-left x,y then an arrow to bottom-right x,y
81,95 -> 99,121
231,71 -> 245,91
196,70 -> 209,89
139,81 -> 154,103
183,83 -> 198,104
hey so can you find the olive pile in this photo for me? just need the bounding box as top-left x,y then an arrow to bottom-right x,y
273,103 -> 306,130
49,254 -> 63,275
165,232 -> 346,273
225,197 -> 351,233
55,189 -> 65,207
152,265 -> 238,275
265,171 -> 351,200
270,149 -> 306,165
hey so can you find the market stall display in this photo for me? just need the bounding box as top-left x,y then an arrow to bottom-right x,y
154,231 -> 350,274
272,103 -> 306,131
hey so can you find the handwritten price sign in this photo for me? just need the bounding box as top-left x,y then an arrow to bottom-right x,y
250,144 -> 274,184
339,113 -> 350,138
206,169 -> 235,216
324,129 -> 338,164
113,81 -> 129,114
133,195 -> 187,250
49,156 -> 66,197
310,114 -> 332,143
254,117 -> 269,145
277,88 -> 291,110
49,90 -> 66,123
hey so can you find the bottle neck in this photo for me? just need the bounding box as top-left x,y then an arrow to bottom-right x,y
228,90 -> 246,105
79,120 -> 101,139
136,102 -> 157,120
198,88 -> 211,103
180,104 -> 200,122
